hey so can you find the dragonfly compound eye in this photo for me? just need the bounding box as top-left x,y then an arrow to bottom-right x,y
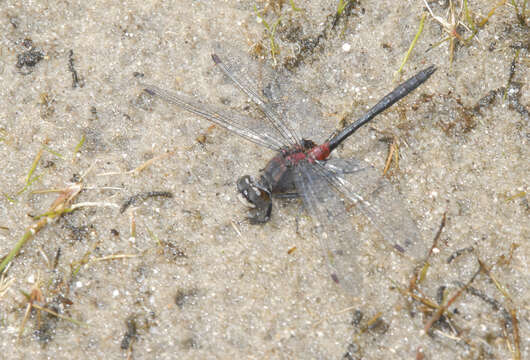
237,175 -> 272,224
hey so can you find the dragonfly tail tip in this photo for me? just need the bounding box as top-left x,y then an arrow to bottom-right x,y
425,65 -> 437,77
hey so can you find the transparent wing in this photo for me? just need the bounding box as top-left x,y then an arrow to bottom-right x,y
317,158 -> 426,259
212,47 -> 301,147
212,45 -> 331,145
143,84 -> 285,151
293,160 -> 364,291
293,157 -> 426,292
259,72 -> 332,145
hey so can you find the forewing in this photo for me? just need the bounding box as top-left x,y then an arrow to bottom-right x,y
259,73 -> 331,144
321,158 -> 426,260
212,45 -> 302,146
293,160 -> 364,292
213,45 -> 332,145
143,84 -> 284,151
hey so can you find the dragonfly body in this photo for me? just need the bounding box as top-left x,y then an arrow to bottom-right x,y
237,140 -> 319,223
234,63 -> 436,225
144,50 -> 436,290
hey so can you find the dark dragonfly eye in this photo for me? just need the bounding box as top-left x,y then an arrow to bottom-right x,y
301,139 -> 317,150
236,175 -> 272,224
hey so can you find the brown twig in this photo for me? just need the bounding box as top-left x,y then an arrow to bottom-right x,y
424,267 -> 480,333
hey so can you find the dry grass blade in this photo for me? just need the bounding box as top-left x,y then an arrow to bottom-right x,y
97,150 -> 174,177
0,182 -> 82,274
410,212 -> 446,288
18,273 -> 44,340
383,135 -> 400,176
478,259 -> 513,302
423,267 -> 480,333
423,0 -> 469,64
478,255 -> 521,359
31,304 -> 87,327
510,308 -> 521,360
90,254 -> 138,262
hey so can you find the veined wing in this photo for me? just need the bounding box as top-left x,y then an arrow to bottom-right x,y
211,45 -> 334,145
293,159 -> 364,291
143,84 -> 285,151
212,45 -> 302,146
316,158 -> 426,260
212,52 -> 301,147
294,157 -> 426,292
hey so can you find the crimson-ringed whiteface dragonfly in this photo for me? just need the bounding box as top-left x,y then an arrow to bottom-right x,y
144,49 -> 435,291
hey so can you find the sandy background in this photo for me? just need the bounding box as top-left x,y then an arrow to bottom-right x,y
0,0 -> 528,359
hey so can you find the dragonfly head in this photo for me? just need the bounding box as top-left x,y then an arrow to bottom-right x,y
237,175 -> 272,224
301,139 -> 317,151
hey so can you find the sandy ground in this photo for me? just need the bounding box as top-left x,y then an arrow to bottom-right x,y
0,1 -> 528,359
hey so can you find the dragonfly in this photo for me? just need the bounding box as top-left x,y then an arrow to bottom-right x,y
144,50 -> 436,291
